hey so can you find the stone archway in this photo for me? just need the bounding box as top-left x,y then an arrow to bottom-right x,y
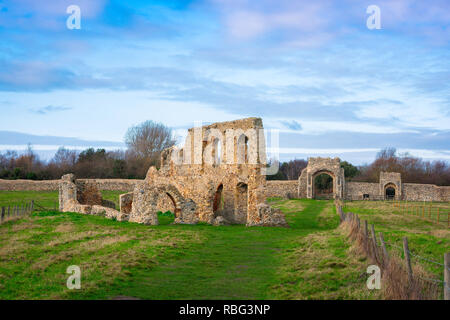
213,184 -> 224,215
234,182 -> 248,224
301,157 -> 345,199
379,172 -> 402,200
313,170 -> 335,199
128,183 -> 197,225
384,183 -> 397,200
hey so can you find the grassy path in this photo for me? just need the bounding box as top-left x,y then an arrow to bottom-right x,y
0,191 -> 371,300
85,199 -> 336,300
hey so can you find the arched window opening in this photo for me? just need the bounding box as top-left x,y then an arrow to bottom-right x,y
213,138 -> 222,165
236,134 -> 249,164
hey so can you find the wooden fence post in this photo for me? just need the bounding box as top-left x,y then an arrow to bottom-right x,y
363,220 -> 368,238
370,224 -> 380,262
437,208 -> 440,224
403,237 -> 413,283
1,207 -> 4,224
445,253 -> 450,300
379,233 -> 389,266
363,220 -> 369,252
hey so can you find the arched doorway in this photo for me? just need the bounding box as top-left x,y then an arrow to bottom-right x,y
235,182 -> 248,223
384,183 -> 396,200
128,184 -> 197,225
213,184 -> 224,215
156,192 -> 178,225
313,171 -> 334,199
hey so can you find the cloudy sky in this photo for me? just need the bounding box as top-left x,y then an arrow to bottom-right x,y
0,0 -> 449,164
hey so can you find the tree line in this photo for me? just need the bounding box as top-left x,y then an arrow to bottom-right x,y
0,120 -> 449,187
0,121 -> 176,180
268,148 -> 450,186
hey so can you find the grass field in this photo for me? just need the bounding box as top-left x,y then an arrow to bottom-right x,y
342,200 -> 449,281
0,191 -> 377,300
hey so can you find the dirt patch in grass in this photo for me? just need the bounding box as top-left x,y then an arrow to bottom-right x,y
429,229 -> 450,238
9,220 -> 42,232
47,231 -> 104,247
54,223 -> 76,233
79,235 -> 134,251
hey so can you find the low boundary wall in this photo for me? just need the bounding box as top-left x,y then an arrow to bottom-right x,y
0,179 -> 142,192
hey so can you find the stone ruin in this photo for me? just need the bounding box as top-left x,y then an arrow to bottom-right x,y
298,157 -> 345,200
59,118 -> 288,227
59,174 -> 128,221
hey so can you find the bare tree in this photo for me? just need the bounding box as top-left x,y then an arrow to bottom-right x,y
124,120 -> 176,167
52,147 -> 78,168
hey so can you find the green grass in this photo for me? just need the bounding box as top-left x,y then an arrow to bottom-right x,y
343,201 -> 449,280
0,191 -> 59,210
0,191 -> 374,300
101,191 -> 125,209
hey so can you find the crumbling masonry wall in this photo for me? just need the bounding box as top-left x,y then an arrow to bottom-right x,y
59,118 -> 287,228
126,118 -> 287,227
59,174 -> 128,221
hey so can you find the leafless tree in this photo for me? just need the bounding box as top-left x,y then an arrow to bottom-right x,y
124,120 -> 176,167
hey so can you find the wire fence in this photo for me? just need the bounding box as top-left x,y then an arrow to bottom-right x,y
392,200 -> 450,227
0,200 -> 59,225
335,200 -> 450,300
0,201 -> 34,225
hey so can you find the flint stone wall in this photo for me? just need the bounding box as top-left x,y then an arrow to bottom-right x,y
344,181 -> 450,201
59,174 -> 128,221
265,180 -> 298,199
403,183 -> 450,201
0,179 -> 61,191
345,182 -> 380,200
0,178 -> 142,192
131,117 -> 287,227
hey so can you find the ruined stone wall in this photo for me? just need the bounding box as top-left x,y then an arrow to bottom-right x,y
0,178 -> 142,191
0,179 -> 61,191
78,179 -> 141,192
345,182 -> 381,200
59,174 -> 128,221
265,180 -> 298,198
127,117 -> 286,227
438,186 -> 450,201
403,183 -> 450,202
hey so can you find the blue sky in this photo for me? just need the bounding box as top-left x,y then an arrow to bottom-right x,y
0,0 -> 449,164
